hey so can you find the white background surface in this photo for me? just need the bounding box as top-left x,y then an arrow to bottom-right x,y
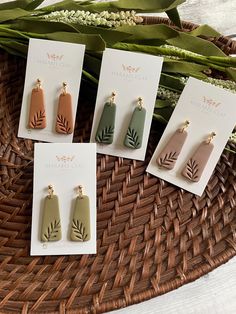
90,48 -> 163,161
2,0 -> 236,313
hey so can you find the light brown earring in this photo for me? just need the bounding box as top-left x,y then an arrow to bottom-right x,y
28,79 -> 46,129
157,120 -> 190,170
182,132 -> 216,182
56,82 -> 73,134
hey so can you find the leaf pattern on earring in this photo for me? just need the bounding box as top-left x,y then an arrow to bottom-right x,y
30,110 -> 46,128
185,158 -> 199,181
42,220 -> 61,242
126,127 -> 140,149
96,125 -> 114,144
71,219 -> 88,241
158,151 -> 178,168
56,114 -> 71,134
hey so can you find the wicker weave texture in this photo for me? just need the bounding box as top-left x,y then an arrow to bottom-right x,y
0,17 -> 236,314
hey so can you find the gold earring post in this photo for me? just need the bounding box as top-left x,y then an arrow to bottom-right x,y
109,92 -> 116,105
48,184 -> 54,199
181,120 -> 190,132
138,97 -> 143,110
207,132 -> 216,144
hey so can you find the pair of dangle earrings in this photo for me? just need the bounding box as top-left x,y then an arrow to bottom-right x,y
28,79 -> 74,134
41,185 -> 90,242
157,120 -> 216,182
95,92 -> 146,149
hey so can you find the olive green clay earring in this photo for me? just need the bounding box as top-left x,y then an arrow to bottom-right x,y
95,92 -> 116,144
124,97 -> 146,149
41,185 -> 62,242
71,185 -> 91,242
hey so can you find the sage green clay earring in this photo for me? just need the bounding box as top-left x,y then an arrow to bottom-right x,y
95,92 -> 116,144
71,185 -> 91,242
124,97 -> 146,149
41,185 -> 62,242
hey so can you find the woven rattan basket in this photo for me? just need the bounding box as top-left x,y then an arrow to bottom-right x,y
0,17 -> 236,313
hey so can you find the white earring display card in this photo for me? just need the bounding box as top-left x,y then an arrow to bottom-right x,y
90,48 -> 163,161
147,77 -> 236,196
31,143 -> 96,256
18,38 -> 85,143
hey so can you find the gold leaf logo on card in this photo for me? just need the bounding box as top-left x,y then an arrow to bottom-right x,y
122,64 -> 140,73
47,53 -> 64,61
203,96 -> 221,108
56,155 -> 75,163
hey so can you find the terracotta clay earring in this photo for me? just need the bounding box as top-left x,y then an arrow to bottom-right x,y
124,97 -> 146,149
41,185 -> 62,242
95,92 -> 116,144
71,185 -> 91,242
28,79 -> 46,129
157,120 -> 190,169
56,82 -> 73,134
182,132 -> 216,182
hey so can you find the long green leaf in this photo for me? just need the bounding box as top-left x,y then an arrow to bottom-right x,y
116,24 -> 226,57
160,73 -> 185,91
23,31 -> 106,51
0,0 -> 30,10
167,32 -> 226,56
166,8 -> 182,28
77,0 -> 186,13
189,24 -> 220,37
72,24 -> 132,45
0,8 -> 31,23
163,60 -> 208,78
10,19 -> 79,34
25,0 -> 45,10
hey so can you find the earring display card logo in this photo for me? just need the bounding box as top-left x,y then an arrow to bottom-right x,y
31,143 -> 96,256
90,48 -> 163,161
147,77 -> 236,196
18,38 -> 85,143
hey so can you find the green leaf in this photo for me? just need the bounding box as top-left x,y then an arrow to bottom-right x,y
160,73 -> 185,92
163,59 -> 208,78
78,0 -> 186,13
84,53 -> 101,76
117,24 -> 178,41
25,0 -> 45,10
73,24 -> 132,45
189,24 -> 221,37
23,31 -> 106,51
166,8 -> 182,28
155,99 -> 175,109
226,68 -> 236,82
116,24 -> 226,57
10,19 -> 79,34
0,0 -> 31,10
0,8 -> 31,23
167,32 -> 226,56
40,0 -> 88,12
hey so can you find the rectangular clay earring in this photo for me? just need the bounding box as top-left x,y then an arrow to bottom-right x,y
56,82 -> 73,134
95,92 -> 116,144
182,132 -> 216,182
41,185 -> 62,242
28,79 -> 46,129
157,120 -> 190,169
71,185 -> 91,242
124,97 -> 146,149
